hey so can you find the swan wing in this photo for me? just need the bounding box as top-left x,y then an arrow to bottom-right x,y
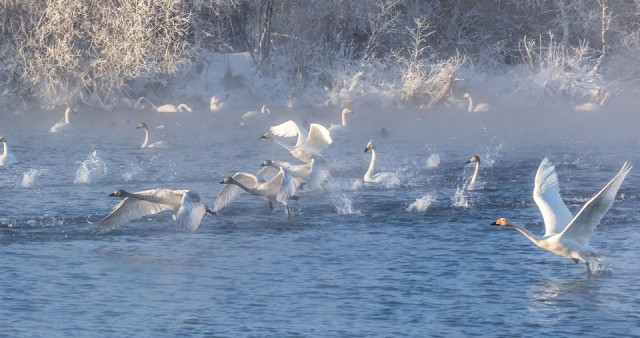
213,172 -> 260,213
93,188 -> 179,234
560,162 -> 632,246
302,123 -> 333,154
270,120 -> 309,147
274,168 -> 297,202
533,157 -> 573,236
306,158 -> 331,190
258,166 -> 280,181
175,190 -> 207,231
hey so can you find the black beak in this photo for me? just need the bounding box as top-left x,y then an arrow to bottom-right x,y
490,221 -> 499,225
206,208 -> 216,215
109,193 -> 116,196
364,148 -> 369,153
219,180 -> 225,184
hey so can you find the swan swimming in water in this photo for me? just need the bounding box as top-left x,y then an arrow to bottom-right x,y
156,103 -> 192,114
136,122 -> 169,148
467,155 -> 481,188
210,93 -> 230,112
92,188 -> 213,234
463,93 -> 493,112
214,167 -> 297,216
263,120 -> 333,164
491,157 -> 632,274
363,141 -> 399,185
328,108 -> 354,132
259,158 -> 330,191
0,136 -> 17,166
50,107 -> 74,133
237,105 -> 271,128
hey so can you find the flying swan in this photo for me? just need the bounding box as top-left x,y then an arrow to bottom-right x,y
463,93 -> 493,113
491,157 -> 632,273
328,108 -> 354,132
0,136 -> 16,166
136,122 -> 169,148
363,141 -> 399,185
259,158 -> 330,191
50,107 -> 74,133
214,167 -> 297,216
92,188 -> 213,234
263,120 -> 333,164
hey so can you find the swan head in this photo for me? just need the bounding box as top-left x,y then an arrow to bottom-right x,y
136,122 -> 148,129
467,155 -> 480,164
220,177 -> 234,184
463,93 -> 471,98
261,133 -> 271,139
342,108 -> 353,115
261,160 -> 274,167
109,189 -> 127,197
364,141 -> 375,152
0,136 -> 5,143
491,218 -> 510,227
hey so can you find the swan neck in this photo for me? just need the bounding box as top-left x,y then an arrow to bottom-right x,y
141,127 -> 150,148
365,149 -> 377,181
341,111 -> 347,126
64,108 -> 71,123
123,191 -> 166,205
1,141 -> 7,159
231,180 -> 254,194
270,137 -> 292,151
508,223 -> 542,246
467,96 -> 473,112
470,161 -> 480,185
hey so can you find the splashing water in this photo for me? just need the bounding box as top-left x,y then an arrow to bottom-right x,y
406,194 -> 435,212
452,187 -> 469,208
74,150 -> 107,184
21,168 -> 48,188
122,161 -> 142,182
335,195 -> 361,214
426,154 -> 440,169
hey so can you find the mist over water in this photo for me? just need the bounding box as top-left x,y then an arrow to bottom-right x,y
1,101 -> 639,336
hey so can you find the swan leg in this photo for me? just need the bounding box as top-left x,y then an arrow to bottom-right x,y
282,202 -> 291,217
586,261 -> 592,275
572,258 -> 579,264
268,201 -> 274,211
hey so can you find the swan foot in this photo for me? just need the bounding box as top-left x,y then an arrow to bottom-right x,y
268,201 -> 274,211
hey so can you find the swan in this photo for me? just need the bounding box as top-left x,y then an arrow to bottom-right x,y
259,158 -> 330,190
491,157 -> 632,273
214,167 -> 297,216
574,92 -> 610,111
263,120 -> 333,164
210,92 -> 230,112
136,122 -> 169,148
363,141 -> 399,184
463,93 -> 493,112
0,136 -> 16,166
50,107 -> 74,133
328,108 -> 353,132
92,188 -> 214,234
243,105 -> 271,120
156,103 -> 192,114
467,155 -> 481,186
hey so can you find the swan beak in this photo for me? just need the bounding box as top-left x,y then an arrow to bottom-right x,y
491,219 -> 504,226
206,208 -> 216,215
109,192 -> 116,196
364,147 -> 369,153
261,133 -> 270,139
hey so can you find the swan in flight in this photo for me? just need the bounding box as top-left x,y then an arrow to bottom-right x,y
363,141 -> 399,185
263,120 -> 333,164
467,155 -> 481,187
463,93 -> 493,112
328,108 -> 354,132
92,188 -> 213,234
214,167 -> 297,216
50,107 -> 74,133
491,157 -> 632,273
0,136 -> 16,166
259,158 -> 330,190
136,122 -> 169,148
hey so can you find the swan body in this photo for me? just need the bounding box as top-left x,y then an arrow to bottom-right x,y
492,157 -> 632,273
363,141 -> 399,185
463,93 -> 493,112
136,122 -> 169,148
210,93 -> 230,112
50,108 -> 74,133
156,103 -> 192,114
259,158 -> 330,190
328,108 -> 353,132
242,105 -> 271,120
574,90 -> 610,111
93,188 -> 213,234
264,120 -> 333,163
0,136 -> 16,166
214,167 -> 297,216
467,155 -> 480,187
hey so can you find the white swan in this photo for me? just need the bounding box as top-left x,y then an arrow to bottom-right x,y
50,107 -> 74,133
136,122 -> 169,148
363,141 -> 399,185
210,93 -> 230,112
0,136 -> 16,166
259,158 -> 330,190
156,103 -> 192,114
214,167 -> 297,216
93,188 -> 213,234
574,92 -> 610,111
491,157 -> 632,273
263,120 -> 333,164
243,105 -> 271,120
463,93 -> 493,112
467,155 -> 481,186
328,108 -> 353,132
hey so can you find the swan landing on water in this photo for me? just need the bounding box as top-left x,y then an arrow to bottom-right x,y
263,120 -> 333,164
491,157 -> 632,274
92,188 -> 213,234
0,136 -> 17,166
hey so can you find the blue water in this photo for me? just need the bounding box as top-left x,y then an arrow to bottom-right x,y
1,105 -> 639,336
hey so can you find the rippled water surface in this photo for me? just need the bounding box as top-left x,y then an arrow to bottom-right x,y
1,106 -> 639,336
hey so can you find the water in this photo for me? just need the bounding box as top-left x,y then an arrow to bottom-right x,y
1,105 -> 640,336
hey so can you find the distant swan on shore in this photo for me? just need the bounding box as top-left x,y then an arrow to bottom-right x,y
0,136 -> 16,166
92,188 -> 213,234
363,141 -> 399,185
491,157 -> 632,274
463,93 -> 493,112
136,122 -> 169,148
50,107 -> 74,133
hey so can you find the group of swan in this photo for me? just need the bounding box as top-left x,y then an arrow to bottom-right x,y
0,136 -> 16,166
259,159 -> 330,191
492,157 -> 632,274
263,120 -> 333,164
